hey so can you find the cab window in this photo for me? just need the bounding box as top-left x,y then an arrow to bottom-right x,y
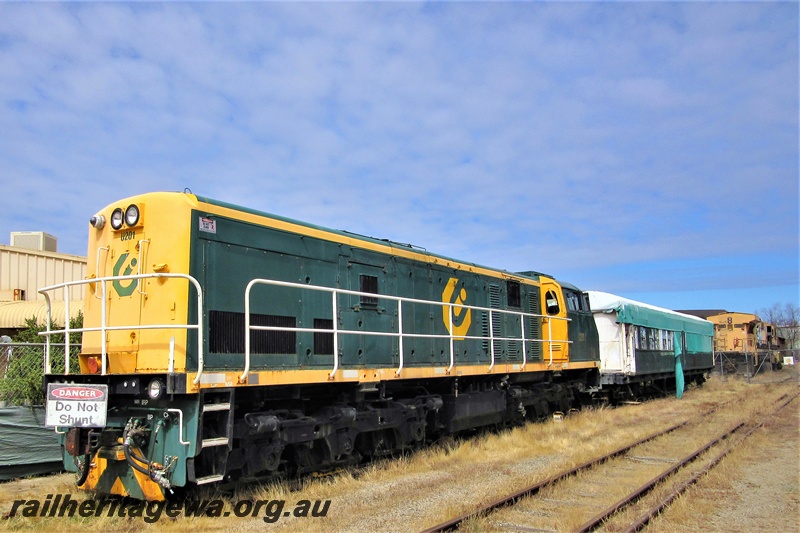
565,290 -> 581,312
545,290 -> 561,315
507,281 -> 521,308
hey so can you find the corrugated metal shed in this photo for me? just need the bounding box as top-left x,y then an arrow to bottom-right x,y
0,244 -> 87,301
0,300 -> 84,328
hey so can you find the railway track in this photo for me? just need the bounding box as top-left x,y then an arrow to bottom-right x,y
422,392 -> 798,533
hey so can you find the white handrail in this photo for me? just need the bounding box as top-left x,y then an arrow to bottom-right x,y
242,278 -> 570,382
39,273 -> 204,383
41,274 -> 569,385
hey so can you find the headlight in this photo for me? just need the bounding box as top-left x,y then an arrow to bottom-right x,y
147,379 -> 164,400
124,204 -> 140,227
89,215 -> 105,229
110,208 -> 124,230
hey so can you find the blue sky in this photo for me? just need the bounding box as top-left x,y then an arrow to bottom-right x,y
0,2 -> 797,315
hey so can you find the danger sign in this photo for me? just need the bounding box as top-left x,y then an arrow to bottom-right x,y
45,384 -> 108,428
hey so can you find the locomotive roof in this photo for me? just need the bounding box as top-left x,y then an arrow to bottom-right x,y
193,193 -> 546,284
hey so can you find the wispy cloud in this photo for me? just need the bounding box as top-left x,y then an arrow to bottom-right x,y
0,2 -> 796,312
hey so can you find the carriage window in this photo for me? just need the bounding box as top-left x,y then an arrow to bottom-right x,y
359,274 -> 379,306
545,290 -> 560,315
581,293 -> 591,312
507,281 -> 521,308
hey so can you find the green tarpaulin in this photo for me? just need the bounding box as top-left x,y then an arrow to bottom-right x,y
0,406 -> 62,481
674,332 -> 685,399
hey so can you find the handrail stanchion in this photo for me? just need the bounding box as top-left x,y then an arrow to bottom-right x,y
43,292 -> 52,374
101,280 -> 108,375
191,276 -> 204,385
447,303 -> 455,374
330,290 -> 339,379
488,309 -> 496,372
521,312 -> 527,370
64,291 -> 70,374
396,300 -> 404,377
242,280 -> 254,383
547,318 -> 553,367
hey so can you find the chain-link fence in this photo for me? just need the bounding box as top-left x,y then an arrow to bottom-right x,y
714,349 -> 799,380
0,343 -> 80,406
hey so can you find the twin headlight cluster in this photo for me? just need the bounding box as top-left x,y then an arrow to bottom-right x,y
90,204 -> 141,230
122,378 -> 165,399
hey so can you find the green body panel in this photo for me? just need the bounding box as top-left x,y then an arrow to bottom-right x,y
567,310 -> 600,363
186,211 -> 548,372
631,345 -> 713,375
59,397 -> 199,493
631,349 -> 676,374
685,330 -> 713,354
560,282 -> 599,363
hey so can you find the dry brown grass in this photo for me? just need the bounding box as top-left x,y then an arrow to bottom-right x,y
1,368 -> 796,532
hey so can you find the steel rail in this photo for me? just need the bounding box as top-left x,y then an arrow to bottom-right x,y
419,413 -> 708,533
574,420 -> 748,532
419,401 -> 733,533
617,391 -> 799,533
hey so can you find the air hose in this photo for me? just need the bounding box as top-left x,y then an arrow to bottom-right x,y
122,418 -> 174,489
75,453 -> 91,486
122,421 -> 154,477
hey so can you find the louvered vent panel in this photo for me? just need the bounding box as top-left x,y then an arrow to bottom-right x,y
528,292 -> 542,361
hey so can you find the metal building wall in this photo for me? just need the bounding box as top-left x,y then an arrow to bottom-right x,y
0,245 -> 87,302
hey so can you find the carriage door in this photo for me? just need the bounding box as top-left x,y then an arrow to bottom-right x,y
540,281 -> 568,364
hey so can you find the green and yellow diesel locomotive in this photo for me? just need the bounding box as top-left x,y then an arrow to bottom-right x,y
42,191 -> 600,500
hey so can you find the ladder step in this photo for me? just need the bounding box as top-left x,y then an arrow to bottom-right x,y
203,402 -> 231,412
202,437 -> 230,448
195,474 -> 224,485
